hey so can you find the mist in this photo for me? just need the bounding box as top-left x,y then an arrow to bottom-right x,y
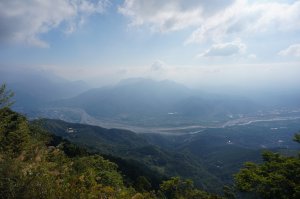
2,62 -> 300,105
3,64 -> 299,112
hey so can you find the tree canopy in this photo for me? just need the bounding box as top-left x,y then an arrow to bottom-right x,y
234,133 -> 300,199
0,84 -> 14,109
0,83 -> 222,198
1,83 -> 300,199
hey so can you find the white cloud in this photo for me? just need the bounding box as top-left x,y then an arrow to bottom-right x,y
0,0 -> 110,47
119,0 -> 300,44
118,0 -> 234,33
198,40 -> 246,57
187,0 -> 300,44
278,44 -> 300,57
248,54 -> 257,59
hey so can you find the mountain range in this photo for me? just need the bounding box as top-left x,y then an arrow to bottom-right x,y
51,78 -> 261,127
0,68 -> 90,111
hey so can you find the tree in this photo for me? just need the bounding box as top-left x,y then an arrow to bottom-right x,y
135,176 -> 152,192
0,91 -> 138,198
160,177 -> 223,199
234,133 -> 300,199
0,83 -> 14,109
293,133 -> 300,143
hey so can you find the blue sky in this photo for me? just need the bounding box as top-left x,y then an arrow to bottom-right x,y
0,0 -> 300,89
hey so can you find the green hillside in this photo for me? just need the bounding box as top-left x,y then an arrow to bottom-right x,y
0,84 -> 222,198
1,84 -> 300,198
38,119 -> 224,192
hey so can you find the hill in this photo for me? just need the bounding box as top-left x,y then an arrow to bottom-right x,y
36,117 -> 300,192
0,107 -> 222,198
52,78 -> 260,127
1,83 -> 300,198
38,119 -> 224,192
0,68 -> 89,112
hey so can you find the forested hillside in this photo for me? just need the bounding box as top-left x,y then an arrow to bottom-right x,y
1,84 -> 300,199
38,118 -> 225,192
0,84 -> 222,198
38,117 -> 300,193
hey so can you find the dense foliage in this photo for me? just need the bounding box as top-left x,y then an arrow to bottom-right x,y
0,108 -> 135,198
0,84 -> 221,198
2,83 -> 300,198
40,116 -> 300,193
0,84 -> 14,109
39,118 -> 225,192
234,133 -> 300,199
160,177 -> 222,199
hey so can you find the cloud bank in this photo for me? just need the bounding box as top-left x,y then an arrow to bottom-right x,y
198,40 -> 246,57
118,0 -> 234,33
119,0 -> 300,58
119,0 -> 300,41
0,0 -> 110,47
279,44 -> 300,57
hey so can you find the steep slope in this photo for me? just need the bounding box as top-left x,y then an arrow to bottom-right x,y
39,119 -> 224,192
38,119 -> 149,154
0,108 -> 135,198
140,118 -> 300,185
0,108 -> 223,198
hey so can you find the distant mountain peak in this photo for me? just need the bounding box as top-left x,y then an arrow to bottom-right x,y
116,78 -> 188,89
117,78 -> 156,86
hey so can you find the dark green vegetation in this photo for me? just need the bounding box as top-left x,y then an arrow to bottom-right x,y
38,119 -> 223,192
0,84 -> 223,198
0,109 -> 134,198
39,117 -> 300,193
2,108 -> 300,199
234,135 -> 300,199
0,84 -> 14,109
1,83 -> 300,198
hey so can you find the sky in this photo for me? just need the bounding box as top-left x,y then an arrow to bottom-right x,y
0,0 -> 300,91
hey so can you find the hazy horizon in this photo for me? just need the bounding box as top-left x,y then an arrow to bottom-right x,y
1,0 -> 300,96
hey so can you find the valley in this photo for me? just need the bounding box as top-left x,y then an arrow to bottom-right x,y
32,105 -> 300,135
6,76 -> 299,194
36,112 -> 300,193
